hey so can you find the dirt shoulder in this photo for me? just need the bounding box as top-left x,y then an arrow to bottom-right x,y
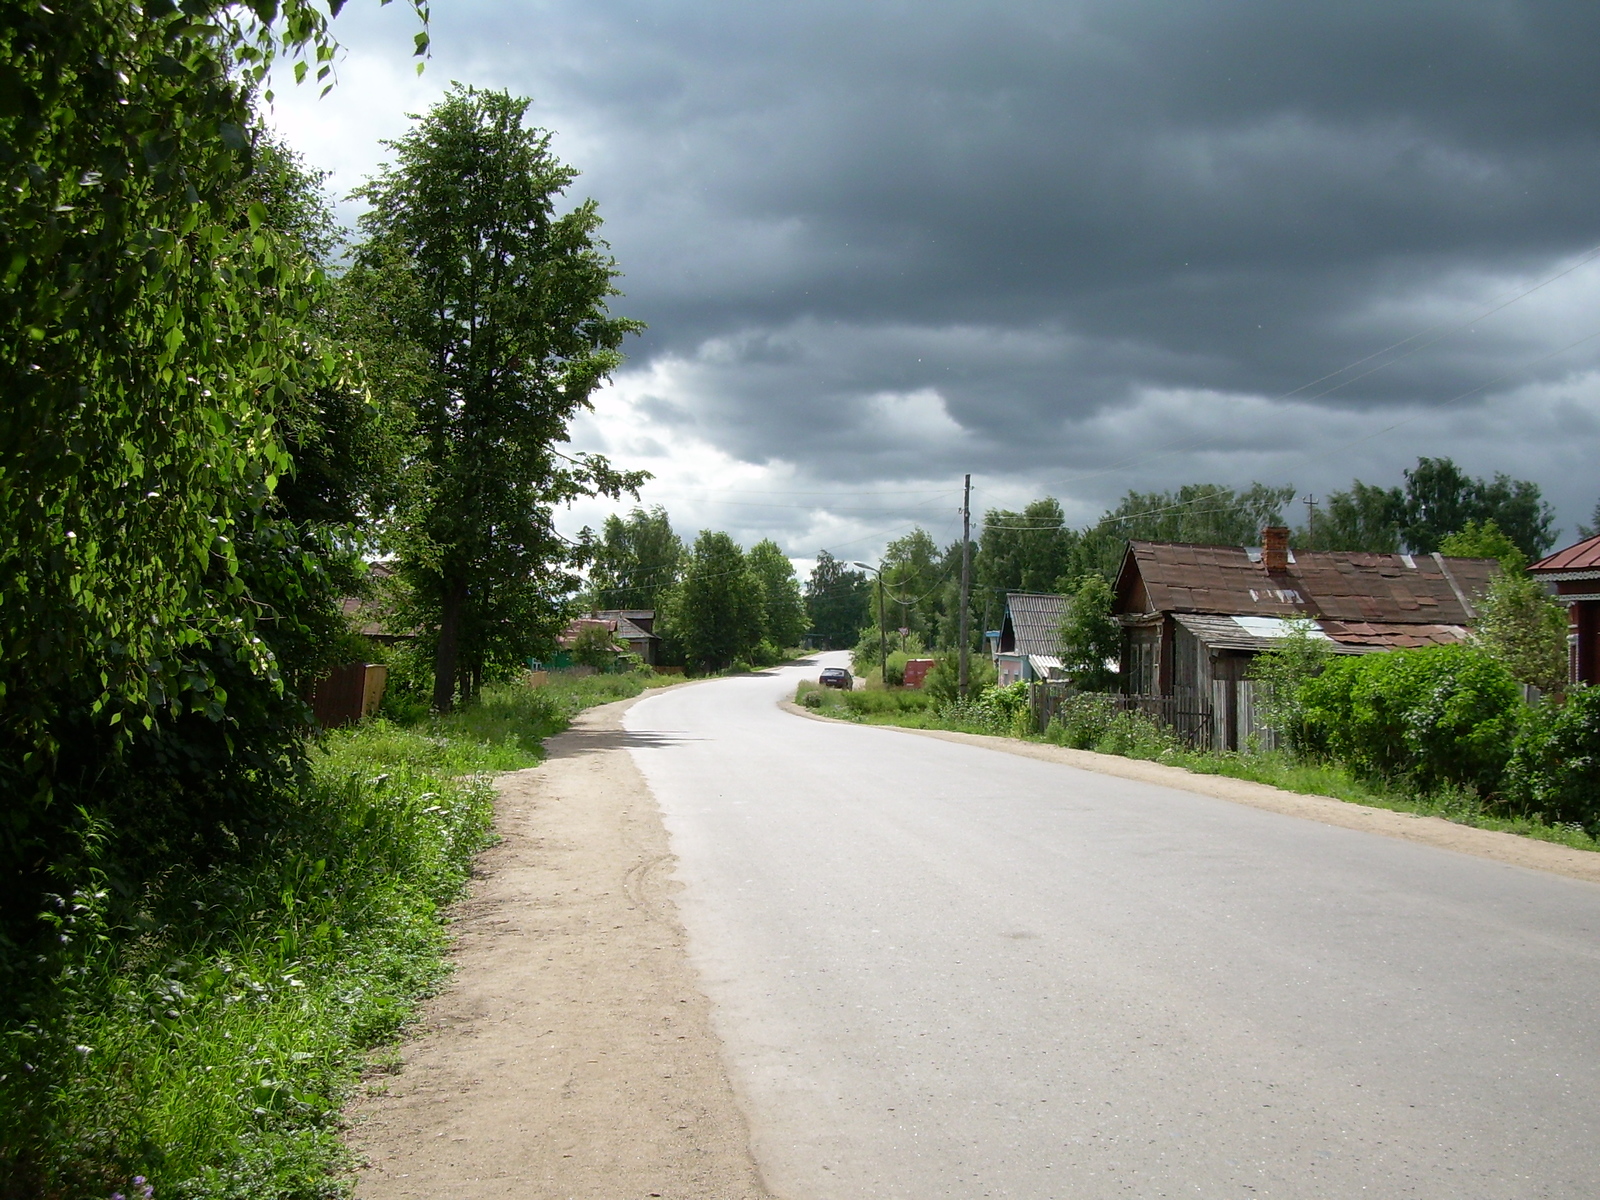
781,700 -> 1600,887
346,693 -> 772,1200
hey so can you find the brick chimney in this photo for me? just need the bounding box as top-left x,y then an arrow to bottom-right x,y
1261,526 -> 1290,573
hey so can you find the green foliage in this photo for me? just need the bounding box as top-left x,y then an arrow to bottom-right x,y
1091,710 -> 1181,759
938,681 -> 1032,738
348,85 -> 645,711
748,540 -> 808,649
877,528 -> 947,645
852,633 -> 928,681
1039,694 -> 1180,758
1400,457 -> 1556,559
1249,617 -> 1332,750
923,651 -> 996,704
662,531 -> 764,673
1300,644 -> 1522,794
1439,518 -> 1527,573
805,551 -> 871,649
1097,482 -> 1296,547
976,499 -> 1082,628
842,688 -> 936,718
1043,693 -> 1118,749
1057,574 -> 1121,691
1303,480 -> 1404,552
1504,687 -> 1600,826
1472,571 -> 1570,694
0,672 -> 640,1195
582,506 -> 682,611
0,0 -> 425,946
1579,499 -> 1600,541
0,727 -> 494,1198
569,622 -> 621,670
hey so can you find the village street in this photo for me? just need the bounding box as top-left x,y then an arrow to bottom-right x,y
622,653 -> 1600,1199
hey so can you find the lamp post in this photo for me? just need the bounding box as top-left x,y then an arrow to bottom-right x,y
853,561 -> 889,686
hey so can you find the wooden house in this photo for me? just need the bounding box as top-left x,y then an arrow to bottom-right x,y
1528,533 -> 1600,685
1112,528 -> 1500,750
587,609 -> 660,664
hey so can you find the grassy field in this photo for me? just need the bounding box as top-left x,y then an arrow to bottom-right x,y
0,671 -> 654,1200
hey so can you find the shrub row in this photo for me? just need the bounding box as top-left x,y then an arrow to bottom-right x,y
1298,645 -> 1600,827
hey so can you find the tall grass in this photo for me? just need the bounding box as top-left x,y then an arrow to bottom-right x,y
0,671 -> 653,1199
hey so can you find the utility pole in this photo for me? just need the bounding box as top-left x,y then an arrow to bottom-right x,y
1303,494 -> 1318,550
959,473 -> 972,699
876,569 -> 887,683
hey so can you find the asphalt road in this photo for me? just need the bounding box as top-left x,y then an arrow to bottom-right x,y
623,653 -> 1600,1199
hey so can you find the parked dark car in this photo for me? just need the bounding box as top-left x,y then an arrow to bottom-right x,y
819,666 -> 853,690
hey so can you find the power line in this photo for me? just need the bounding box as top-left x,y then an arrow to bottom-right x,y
1031,240 -> 1600,493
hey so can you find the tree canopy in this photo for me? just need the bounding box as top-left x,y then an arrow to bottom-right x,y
1400,457 -> 1556,559
584,506 -> 682,611
664,532 -> 765,672
0,0 -> 420,927
346,85 -> 645,710
1056,575 -> 1121,691
748,540 -> 808,649
805,551 -> 871,648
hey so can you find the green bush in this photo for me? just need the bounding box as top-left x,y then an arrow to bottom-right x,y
936,681 -> 1031,736
1093,710 -> 1180,760
1044,693 -> 1118,749
1249,617 -> 1332,751
840,688 -> 936,718
922,651 -> 996,704
1504,686 -> 1600,826
1301,644 -> 1522,794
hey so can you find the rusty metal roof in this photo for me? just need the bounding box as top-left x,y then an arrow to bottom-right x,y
1316,620 -> 1470,649
1174,612 -> 1469,655
1116,541 -> 1498,625
1530,534 -> 1600,575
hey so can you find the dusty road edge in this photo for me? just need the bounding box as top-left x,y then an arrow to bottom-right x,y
346,690 -> 774,1200
780,699 -> 1600,887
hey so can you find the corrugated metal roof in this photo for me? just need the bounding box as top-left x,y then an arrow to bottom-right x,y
1117,541 -> 1498,625
1004,592 -> 1068,658
1531,534 -> 1600,574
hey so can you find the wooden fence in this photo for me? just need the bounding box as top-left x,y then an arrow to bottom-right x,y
1030,683 -> 1216,749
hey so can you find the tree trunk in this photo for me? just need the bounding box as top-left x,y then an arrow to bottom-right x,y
433,580 -> 467,712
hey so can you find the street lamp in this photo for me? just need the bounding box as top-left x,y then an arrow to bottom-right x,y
853,561 -> 889,686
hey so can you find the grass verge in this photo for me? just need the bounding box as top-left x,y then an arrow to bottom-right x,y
0,671 -> 653,1200
794,681 -> 1600,854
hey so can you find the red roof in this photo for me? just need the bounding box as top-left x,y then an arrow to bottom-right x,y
1530,534 -> 1600,574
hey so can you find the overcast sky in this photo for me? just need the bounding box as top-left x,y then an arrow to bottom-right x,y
270,0 -> 1600,565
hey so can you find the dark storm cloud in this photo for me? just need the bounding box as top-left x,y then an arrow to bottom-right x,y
314,0 -> 1600,534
